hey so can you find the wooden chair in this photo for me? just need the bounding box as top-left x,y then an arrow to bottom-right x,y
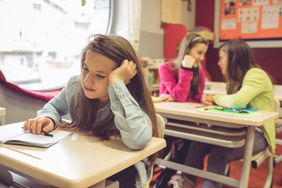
146,114 -> 166,188
156,113 -> 166,138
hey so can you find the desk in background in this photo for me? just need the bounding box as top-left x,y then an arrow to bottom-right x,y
154,102 -> 278,188
0,123 -> 166,188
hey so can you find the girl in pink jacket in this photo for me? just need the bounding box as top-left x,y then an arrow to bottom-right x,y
155,33 -> 209,188
159,33 -> 208,102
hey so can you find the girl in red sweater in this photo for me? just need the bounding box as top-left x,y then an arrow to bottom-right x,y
159,33 -> 208,102
155,33 -> 209,188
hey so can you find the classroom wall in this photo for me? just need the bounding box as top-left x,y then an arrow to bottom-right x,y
111,0 -> 196,59
110,0 -> 129,37
196,0 -> 282,84
139,0 -> 163,58
138,0 -> 196,58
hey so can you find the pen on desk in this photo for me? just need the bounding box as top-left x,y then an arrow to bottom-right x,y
41,131 -> 54,137
21,127 -> 53,137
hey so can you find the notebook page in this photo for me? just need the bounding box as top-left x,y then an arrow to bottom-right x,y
6,130 -> 72,147
0,122 -> 25,142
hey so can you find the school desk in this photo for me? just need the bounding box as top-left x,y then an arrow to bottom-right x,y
0,123 -> 166,188
154,102 -> 278,188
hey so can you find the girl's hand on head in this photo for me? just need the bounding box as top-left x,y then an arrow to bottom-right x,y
109,60 -> 137,84
201,95 -> 214,106
23,117 -> 55,135
159,94 -> 174,102
181,55 -> 196,69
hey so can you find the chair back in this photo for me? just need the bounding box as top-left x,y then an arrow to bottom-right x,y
156,114 -> 166,138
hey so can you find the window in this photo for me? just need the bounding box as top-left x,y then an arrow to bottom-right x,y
0,0 -> 112,90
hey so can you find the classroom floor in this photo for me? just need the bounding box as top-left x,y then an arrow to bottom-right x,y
197,132 -> 282,188
224,133 -> 282,188
151,133 -> 282,188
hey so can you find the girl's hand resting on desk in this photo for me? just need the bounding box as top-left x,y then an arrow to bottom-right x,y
109,60 -> 137,84
201,95 -> 214,106
159,94 -> 174,102
23,117 -> 55,135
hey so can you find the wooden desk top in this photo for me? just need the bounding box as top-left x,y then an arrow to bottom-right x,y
0,126 -> 166,188
154,102 -> 278,127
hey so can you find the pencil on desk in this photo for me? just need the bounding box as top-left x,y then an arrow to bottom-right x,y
41,131 -> 54,137
21,127 -> 53,137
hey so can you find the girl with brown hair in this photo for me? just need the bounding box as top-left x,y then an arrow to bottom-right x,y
182,40 -> 275,188
23,34 -> 159,188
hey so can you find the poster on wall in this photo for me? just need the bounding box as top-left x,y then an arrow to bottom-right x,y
219,0 -> 282,40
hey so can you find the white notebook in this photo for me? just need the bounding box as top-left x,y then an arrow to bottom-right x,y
0,122 -> 72,148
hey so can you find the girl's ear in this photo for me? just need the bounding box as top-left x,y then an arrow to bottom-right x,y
185,46 -> 191,55
186,49 -> 190,55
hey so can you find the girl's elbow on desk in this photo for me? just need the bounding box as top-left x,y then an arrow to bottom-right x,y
123,134 -> 152,150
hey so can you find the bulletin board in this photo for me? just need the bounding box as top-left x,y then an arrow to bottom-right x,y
219,0 -> 282,40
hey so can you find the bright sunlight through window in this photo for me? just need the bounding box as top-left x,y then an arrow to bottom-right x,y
0,0 -> 112,91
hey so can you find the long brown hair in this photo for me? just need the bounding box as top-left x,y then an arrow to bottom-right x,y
219,40 -> 260,94
70,34 -> 158,139
175,33 -> 208,94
